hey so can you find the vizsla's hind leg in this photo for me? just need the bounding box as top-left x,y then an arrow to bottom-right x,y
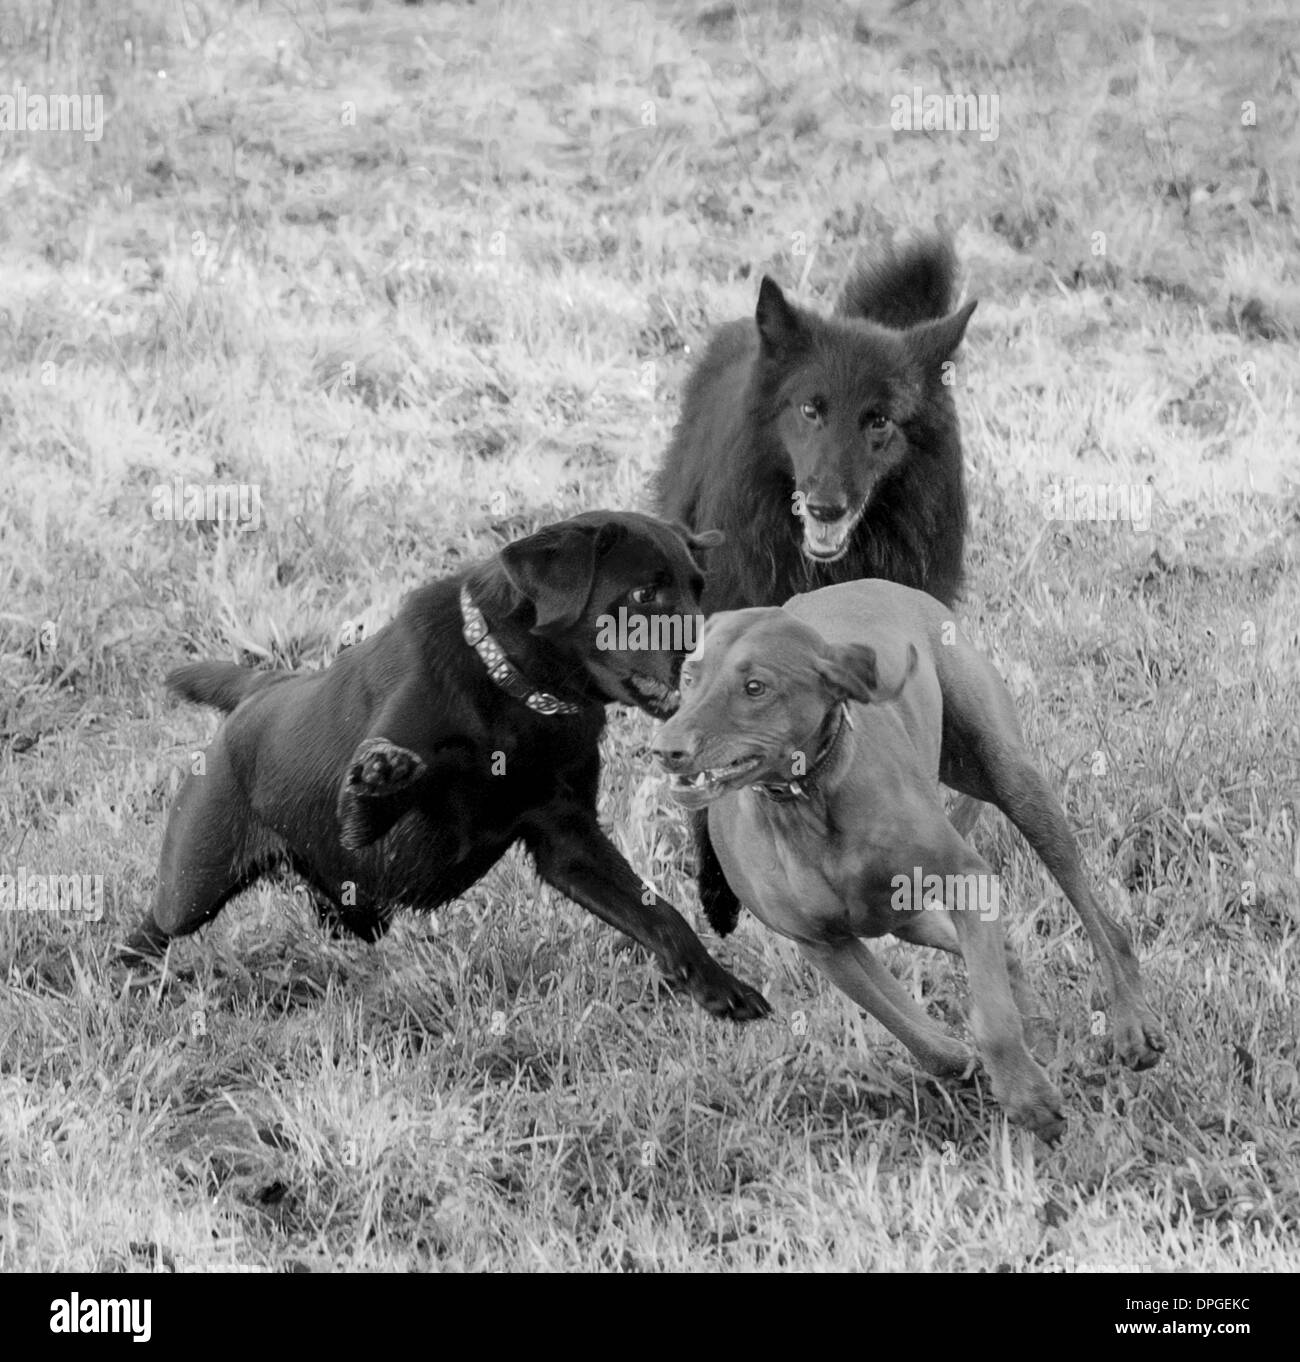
895,909 -> 1054,1063
941,661 -> 1164,1070
797,938 -> 971,1077
121,742 -> 262,959
980,756 -> 1163,1069
930,843 -> 1065,1142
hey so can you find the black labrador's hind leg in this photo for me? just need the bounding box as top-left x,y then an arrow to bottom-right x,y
120,744 -> 261,960
289,855 -> 394,944
694,809 -> 741,937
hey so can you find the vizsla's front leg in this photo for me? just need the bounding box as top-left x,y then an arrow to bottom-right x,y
798,938 -> 971,1077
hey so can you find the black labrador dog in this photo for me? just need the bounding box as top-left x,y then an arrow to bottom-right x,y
123,510 -> 770,1021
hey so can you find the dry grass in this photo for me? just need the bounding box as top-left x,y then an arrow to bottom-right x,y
1,0 -> 1297,1271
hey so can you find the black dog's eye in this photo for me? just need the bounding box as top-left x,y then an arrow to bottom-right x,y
744,678 -> 766,697
861,409 -> 889,431
799,400 -> 823,423
629,585 -> 658,605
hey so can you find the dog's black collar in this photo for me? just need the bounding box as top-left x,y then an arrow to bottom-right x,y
754,702 -> 854,802
459,585 -> 584,717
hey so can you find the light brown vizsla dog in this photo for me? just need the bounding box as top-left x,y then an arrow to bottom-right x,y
652,579 -> 1164,1141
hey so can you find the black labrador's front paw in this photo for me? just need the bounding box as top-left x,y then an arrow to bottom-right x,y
675,958 -> 771,1022
337,738 -> 427,850
345,738 -> 427,798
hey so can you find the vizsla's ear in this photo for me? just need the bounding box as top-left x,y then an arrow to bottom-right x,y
815,642 -> 918,704
755,276 -> 807,357
499,523 -> 600,636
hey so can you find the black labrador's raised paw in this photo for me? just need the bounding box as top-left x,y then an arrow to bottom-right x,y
337,738 -> 427,851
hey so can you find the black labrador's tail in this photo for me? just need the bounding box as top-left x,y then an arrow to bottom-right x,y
838,236 -> 957,330
167,661 -> 288,714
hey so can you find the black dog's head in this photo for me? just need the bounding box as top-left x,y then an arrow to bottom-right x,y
753,277 -> 976,564
498,511 -> 720,719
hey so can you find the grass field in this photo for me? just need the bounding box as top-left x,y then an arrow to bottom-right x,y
1,0 -> 1298,1272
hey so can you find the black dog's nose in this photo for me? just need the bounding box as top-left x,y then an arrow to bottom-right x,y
805,501 -> 848,523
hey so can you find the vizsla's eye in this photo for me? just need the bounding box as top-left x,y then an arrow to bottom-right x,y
630,585 -> 657,605
799,400 -> 823,423
680,670 -> 695,688
744,679 -> 766,697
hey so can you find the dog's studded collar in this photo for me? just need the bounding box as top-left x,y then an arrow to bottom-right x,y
754,702 -> 854,802
459,585 -> 583,717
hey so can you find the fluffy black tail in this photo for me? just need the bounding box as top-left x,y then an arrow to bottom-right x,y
693,809 -> 741,937
837,236 -> 957,329
167,661 -> 284,714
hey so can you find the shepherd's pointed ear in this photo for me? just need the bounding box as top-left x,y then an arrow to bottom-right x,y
499,524 -> 599,636
815,642 -> 917,704
904,299 -> 977,374
755,277 -> 806,355
670,522 -> 724,554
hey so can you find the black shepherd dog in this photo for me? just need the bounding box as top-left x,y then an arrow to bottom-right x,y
655,238 -> 976,936
655,237 -> 975,614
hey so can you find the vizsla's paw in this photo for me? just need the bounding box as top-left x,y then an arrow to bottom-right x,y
345,738 -> 427,798
1003,1074 -> 1067,1145
921,1039 -> 975,1078
1021,1014 -> 1058,1067
1111,1006 -> 1166,1071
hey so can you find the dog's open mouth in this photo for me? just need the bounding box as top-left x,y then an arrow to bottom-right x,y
799,502 -> 869,563
666,755 -> 761,806
625,673 -> 680,718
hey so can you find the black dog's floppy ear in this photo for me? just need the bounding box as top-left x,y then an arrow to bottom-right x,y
903,299 -> 977,373
755,276 -> 805,355
500,523 -> 602,635
815,642 -> 918,705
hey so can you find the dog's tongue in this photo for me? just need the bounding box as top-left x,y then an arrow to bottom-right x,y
804,516 -> 848,555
